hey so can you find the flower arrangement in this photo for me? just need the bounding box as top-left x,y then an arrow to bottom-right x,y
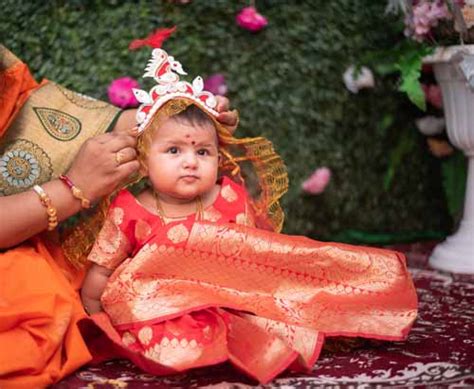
386,0 -> 474,109
388,0 -> 474,43
382,1 -> 470,219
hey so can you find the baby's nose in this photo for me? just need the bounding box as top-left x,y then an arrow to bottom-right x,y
182,152 -> 198,168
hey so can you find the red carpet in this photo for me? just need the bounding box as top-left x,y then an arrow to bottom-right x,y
53,241 -> 473,388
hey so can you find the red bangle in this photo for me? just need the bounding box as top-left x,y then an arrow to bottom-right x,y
59,174 -> 75,189
59,174 -> 91,209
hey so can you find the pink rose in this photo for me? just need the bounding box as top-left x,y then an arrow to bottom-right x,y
301,167 -> 331,195
236,6 -> 268,32
203,74 -> 228,96
422,84 -> 443,109
107,77 -> 140,108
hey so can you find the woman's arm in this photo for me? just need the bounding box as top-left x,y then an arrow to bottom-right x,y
0,131 -> 139,249
0,180 -> 83,248
81,264 -> 113,314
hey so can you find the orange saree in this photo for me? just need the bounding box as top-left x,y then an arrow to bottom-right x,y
0,237 -> 91,388
0,46 -> 46,138
82,180 -> 418,384
0,46 -> 117,388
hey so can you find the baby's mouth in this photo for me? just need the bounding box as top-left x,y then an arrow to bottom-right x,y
180,175 -> 199,182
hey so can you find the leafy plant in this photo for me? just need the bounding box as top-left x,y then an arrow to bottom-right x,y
396,43 -> 434,110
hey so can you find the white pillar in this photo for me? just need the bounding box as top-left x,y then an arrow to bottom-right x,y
428,55 -> 474,273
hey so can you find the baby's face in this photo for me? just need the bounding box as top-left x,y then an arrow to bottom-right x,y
146,116 -> 219,203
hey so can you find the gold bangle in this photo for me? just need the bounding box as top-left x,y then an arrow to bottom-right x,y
59,174 -> 91,209
33,185 -> 58,231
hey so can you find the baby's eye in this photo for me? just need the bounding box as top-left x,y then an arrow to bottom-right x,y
167,146 -> 179,154
197,149 -> 209,156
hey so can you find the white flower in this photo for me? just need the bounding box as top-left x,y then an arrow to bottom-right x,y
415,116 -> 445,136
343,66 -> 375,94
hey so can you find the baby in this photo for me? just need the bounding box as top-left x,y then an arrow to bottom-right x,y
80,49 -> 417,384
81,103 -> 253,313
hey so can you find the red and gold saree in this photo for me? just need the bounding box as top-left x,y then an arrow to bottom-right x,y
82,178 -> 417,384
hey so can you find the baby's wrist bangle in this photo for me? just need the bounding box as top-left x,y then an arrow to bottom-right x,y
59,174 -> 91,209
32,185 -> 58,231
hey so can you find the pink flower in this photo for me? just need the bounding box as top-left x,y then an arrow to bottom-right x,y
107,77 -> 140,108
422,84 -> 443,109
203,74 -> 228,96
426,1 -> 450,21
301,167 -> 331,195
236,6 -> 268,32
406,0 -> 451,41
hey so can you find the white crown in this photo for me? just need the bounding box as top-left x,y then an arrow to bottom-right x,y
133,48 -> 218,133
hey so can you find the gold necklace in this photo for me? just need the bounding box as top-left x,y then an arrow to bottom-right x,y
153,191 -> 203,223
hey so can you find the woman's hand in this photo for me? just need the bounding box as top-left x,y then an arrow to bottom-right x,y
215,96 -> 239,134
66,131 -> 139,203
0,131 -> 139,248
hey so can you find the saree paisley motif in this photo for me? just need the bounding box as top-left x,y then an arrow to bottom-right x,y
0,80 -> 120,195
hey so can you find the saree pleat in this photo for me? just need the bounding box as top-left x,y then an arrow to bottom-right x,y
0,237 -> 91,388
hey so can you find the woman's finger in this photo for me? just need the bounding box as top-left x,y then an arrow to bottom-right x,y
114,147 -> 137,166
116,160 -> 140,181
112,109 -> 138,134
94,133 -> 115,144
215,95 -> 230,112
106,133 -> 138,152
217,110 -> 239,134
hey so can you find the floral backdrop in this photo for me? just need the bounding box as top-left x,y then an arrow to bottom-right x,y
0,0 -> 461,241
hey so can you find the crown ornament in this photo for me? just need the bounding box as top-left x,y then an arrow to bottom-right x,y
133,48 -> 218,133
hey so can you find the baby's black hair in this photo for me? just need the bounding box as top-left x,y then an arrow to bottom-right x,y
172,104 -> 216,128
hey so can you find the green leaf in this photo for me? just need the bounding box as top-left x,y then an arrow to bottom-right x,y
441,151 -> 467,218
396,45 -> 434,110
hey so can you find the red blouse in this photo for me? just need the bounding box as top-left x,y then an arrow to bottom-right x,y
88,176 -> 255,270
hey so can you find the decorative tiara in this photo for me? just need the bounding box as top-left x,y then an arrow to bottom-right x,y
133,48 -> 218,133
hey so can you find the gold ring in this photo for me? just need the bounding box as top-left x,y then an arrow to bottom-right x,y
115,151 -> 124,166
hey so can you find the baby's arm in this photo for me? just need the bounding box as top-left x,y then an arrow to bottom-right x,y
81,194 -> 133,314
81,264 -> 113,314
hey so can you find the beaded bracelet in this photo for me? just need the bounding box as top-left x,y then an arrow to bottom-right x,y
59,174 -> 91,209
32,185 -> 58,231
